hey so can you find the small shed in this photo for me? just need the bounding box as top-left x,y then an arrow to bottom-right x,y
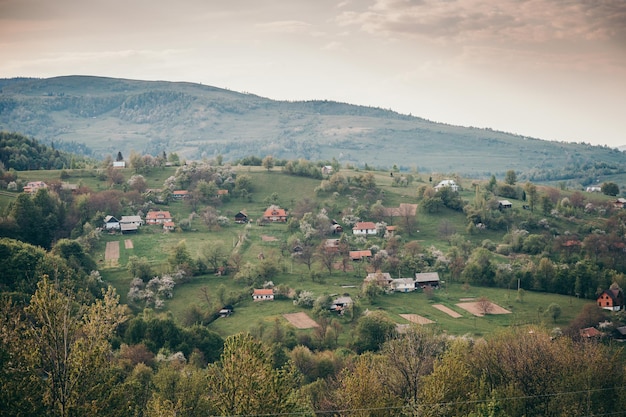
234,211 -> 249,224
498,200 -> 513,209
415,272 -> 440,288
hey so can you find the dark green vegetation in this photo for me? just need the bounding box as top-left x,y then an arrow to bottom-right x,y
2,118 -> 626,415
2,76 -> 626,182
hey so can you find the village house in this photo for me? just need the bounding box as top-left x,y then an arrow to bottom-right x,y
392,278 -> 417,292
172,190 -> 190,200
322,165 -> 333,175
434,179 -> 459,192
113,161 -> 126,168
163,221 -> 176,231
585,186 -> 602,193
364,272 -> 393,289
234,211 -> 249,224
597,287 -> 625,311
146,210 -> 173,225
252,288 -> 274,301
330,296 -> 352,314
352,221 -> 377,236
324,239 -> 340,252
415,272 -> 441,288
614,198 -> 626,209
104,215 -> 120,230
263,205 -> 288,222
498,200 -> 513,210
349,250 -> 372,261
23,181 -> 47,194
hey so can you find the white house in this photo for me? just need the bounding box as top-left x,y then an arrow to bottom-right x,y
104,215 -> 120,230
252,288 -> 274,301
392,278 -> 417,293
120,215 -> 143,227
586,186 -> 602,193
434,179 -> 459,192
113,161 -> 126,168
352,221 -> 377,236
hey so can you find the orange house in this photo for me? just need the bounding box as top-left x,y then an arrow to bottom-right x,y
146,210 -> 173,225
597,288 -> 625,311
263,206 -> 288,222
252,289 -> 274,301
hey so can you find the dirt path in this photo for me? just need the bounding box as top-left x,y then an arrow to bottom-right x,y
105,241 -> 120,267
433,304 -> 463,318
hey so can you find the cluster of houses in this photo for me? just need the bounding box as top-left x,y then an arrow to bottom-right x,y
251,271 -> 440,311
104,210 -> 174,233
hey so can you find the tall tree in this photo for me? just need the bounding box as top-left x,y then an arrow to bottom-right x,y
23,278 -> 126,417
206,333 -> 312,416
504,169 -> 517,185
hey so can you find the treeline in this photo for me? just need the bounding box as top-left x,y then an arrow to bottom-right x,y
2,278 -> 624,417
0,131 -> 90,170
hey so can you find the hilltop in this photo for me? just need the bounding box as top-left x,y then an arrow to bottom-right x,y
1,76 -> 625,182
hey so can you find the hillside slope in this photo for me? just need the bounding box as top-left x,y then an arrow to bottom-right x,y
1,76 -> 625,179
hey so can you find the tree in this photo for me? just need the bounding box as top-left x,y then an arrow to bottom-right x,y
476,296 -> 493,315
545,303 -> 561,323
262,155 -> 275,171
127,255 -> 154,281
525,182 -> 538,212
202,241 -> 228,273
352,310 -> 396,353
601,182 -> 619,196
206,333 -> 311,416
116,151 -> 124,162
333,352 -> 403,417
24,278 -> 125,417
504,170 -> 517,185
381,326 -> 448,403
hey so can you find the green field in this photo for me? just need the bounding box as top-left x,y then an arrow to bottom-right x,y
2,164 -> 610,342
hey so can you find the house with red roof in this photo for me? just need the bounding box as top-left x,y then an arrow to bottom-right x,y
252,288 -> 274,301
597,287 -> 625,311
146,210 -> 173,225
352,221 -> 377,236
263,206 -> 288,222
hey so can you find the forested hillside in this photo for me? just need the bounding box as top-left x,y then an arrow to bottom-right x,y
2,76 -> 626,182
0,131 -> 91,170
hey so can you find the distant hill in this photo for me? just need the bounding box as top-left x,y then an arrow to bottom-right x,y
1,75 -> 625,181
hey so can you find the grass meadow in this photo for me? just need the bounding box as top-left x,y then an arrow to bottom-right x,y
3,165 -> 600,341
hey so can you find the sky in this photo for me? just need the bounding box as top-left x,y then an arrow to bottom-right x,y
1,0 -> 625,148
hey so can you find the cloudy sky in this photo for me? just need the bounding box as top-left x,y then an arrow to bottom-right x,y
2,0 -> 625,147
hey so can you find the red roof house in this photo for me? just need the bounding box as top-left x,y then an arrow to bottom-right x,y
146,210 -> 173,224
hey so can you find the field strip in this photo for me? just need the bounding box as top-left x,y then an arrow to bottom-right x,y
104,241 -> 120,267
399,314 -> 435,325
125,239 -> 134,249
432,304 -> 462,318
456,302 -> 512,317
283,312 -> 319,329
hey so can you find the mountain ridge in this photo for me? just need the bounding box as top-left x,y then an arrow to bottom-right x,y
1,75 -> 624,181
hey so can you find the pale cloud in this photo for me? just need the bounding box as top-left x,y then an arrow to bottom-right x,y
255,20 -> 312,33
336,0 -> 626,45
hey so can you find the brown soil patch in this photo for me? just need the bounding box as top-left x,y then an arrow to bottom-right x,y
399,314 -> 435,325
105,241 -> 120,267
283,312 -> 319,329
261,235 -> 278,242
124,239 -> 134,249
456,302 -> 512,317
433,304 -> 462,318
